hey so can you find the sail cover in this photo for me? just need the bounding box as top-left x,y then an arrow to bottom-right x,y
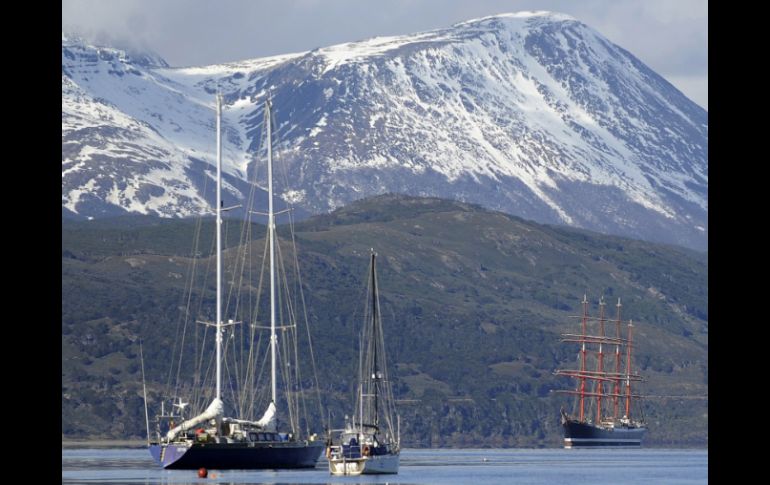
166,397 -> 223,440
256,401 -> 277,432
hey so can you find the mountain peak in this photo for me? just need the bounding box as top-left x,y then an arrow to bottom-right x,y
61,35 -> 169,69
454,10 -> 577,27
62,13 -> 707,250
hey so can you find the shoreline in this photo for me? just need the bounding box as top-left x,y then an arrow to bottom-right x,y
62,439 -> 147,449
61,439 -> 707,450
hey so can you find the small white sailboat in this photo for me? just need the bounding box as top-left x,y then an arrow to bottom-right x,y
327,250 -> 400,475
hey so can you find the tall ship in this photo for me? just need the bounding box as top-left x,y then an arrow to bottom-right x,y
148,95 -> 325,469
327,251 -> 400,475
554,296 -> 647,448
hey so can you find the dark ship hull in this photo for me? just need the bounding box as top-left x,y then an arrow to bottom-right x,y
149,440 -> 324,469
562,418 -> 646,448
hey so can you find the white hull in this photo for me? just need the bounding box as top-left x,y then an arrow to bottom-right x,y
329,452 -> 399,475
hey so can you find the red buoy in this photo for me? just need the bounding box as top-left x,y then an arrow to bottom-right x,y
197,467 -> 208,478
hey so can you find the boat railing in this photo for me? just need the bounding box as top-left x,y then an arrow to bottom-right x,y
334,443 -> 363,459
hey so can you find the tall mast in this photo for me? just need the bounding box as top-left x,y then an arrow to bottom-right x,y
371,251 -> 379,430
579,294 -> 587,422
625,320 -> 634,418
359,335 -> 364,433
266,97 -> 277,405
215,93 -> 223,402
596,297 -> 605,424
613,298 -> 622,420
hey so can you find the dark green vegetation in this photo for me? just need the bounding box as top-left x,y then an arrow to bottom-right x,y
62,195 -> 707,447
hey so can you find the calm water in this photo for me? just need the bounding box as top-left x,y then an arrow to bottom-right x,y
62,448 -> 707,484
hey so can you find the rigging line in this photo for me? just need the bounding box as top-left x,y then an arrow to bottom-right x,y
191,230 -> 216,394
275,235 -> 298,432
276,238 -> 304,429
239,101 -> 274,420
233,169 -> 263,409
275,250 -> 298,434
376,300 -> 397,436
189,215 -> 206,395
233,238 -> 258,416
172,218 -> 213,403
242,115 -> 269,407
285,207 -> 328,430
178,122 -> 219,401
245,239 -> 269,415
222,224 -> 254,414
164,189 -> 206,397
168,155 -> 210,394
269,102 -> 324,433
222,329 -> 241,417
220,218 -> 244,409
191,334 -> 217,415
251,331 -> 271,420
269,101 -> 292,200
240,225 -> 254,412
235,219 -> 253,403
275,339 -> 296,434
277,240 -> 309,436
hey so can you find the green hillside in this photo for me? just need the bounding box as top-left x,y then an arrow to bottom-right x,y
62,194 -> 707,447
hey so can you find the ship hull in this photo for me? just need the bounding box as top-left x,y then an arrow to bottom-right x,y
329,453 -> 399,475
563,420 -> 646,448
149,440 -> 324,469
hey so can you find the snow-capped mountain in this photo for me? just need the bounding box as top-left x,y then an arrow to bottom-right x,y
62,12 -> 708,250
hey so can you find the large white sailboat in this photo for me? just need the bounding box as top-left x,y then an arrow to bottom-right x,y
149,95 -> 324,469
327,250 -> 400,475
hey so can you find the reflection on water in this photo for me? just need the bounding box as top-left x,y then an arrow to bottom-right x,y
62,448 -> 707,485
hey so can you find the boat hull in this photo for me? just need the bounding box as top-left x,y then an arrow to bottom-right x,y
149,440 -> 324,469
329,453 -> 399,475
562,419 -> 646,448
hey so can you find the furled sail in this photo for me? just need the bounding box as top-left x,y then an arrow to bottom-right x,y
255,401 -> 277,432
166,398 -> 223,441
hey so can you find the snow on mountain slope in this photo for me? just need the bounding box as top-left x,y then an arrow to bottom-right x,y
61,12 -> 707,249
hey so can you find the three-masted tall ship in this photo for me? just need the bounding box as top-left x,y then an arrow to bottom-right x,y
148,95 -> 324,469
554,296 -> 647,447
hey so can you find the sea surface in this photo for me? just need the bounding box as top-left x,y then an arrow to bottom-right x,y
62,448 -> 707,484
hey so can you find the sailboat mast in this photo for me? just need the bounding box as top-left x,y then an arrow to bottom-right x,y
359,336 -> 364,432
370,252 -> 380,429
625,320 -> 634,418
579,294 -> 587,422
614,298 -> 622,420
215,93 -> 223,401
266,98 -> 277,405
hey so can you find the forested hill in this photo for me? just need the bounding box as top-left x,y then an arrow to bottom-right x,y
62,194 -> 707,446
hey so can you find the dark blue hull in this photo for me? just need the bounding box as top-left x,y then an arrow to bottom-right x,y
563,419 -> 646,448
149,440 -> 324,469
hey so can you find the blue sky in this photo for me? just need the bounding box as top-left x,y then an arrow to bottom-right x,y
62,0 -> 707,109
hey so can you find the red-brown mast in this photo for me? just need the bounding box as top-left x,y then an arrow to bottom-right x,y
579,294 -> 588,422
596,297 -> 605,424
613,298 -> 622,420
625,320 -> 634,418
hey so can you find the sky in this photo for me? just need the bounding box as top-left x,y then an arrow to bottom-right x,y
61,0 -> 707,109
